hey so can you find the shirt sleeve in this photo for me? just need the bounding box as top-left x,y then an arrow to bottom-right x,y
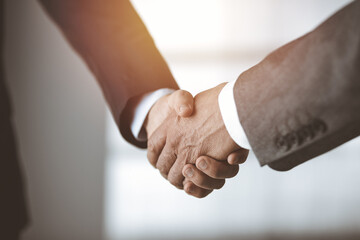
131,88 -> 175,142
218,80 -> 251,150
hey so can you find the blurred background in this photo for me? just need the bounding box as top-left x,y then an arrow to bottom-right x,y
5,0 -> 360,239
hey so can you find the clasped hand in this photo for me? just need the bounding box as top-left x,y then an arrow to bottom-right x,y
144,84 -> 249,198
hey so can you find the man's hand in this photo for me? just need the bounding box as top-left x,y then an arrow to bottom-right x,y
144,90 -> 194,138
181,150 -> 248,198
147,84 -> 249,196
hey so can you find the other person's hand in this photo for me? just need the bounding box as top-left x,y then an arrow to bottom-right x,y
182,149 -> 248,198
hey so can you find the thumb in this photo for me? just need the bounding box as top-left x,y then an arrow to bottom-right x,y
167,90 -> 194,117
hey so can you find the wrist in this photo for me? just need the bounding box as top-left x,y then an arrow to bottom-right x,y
144,93 -> 172,138
131,88 -> 175,141
218,80 -> 251,150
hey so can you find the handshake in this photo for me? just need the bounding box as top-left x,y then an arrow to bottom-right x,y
39,0 -> 358,199
142,83 -> 249,198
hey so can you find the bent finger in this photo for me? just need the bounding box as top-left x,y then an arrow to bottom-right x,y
183,164 -> 225,190
195,156 -> 239,179
183,181 -> 213,198
147,131 -> 167,168
156,143 -> 177,180
167,157 -> 186,190
227,148 -> 249,165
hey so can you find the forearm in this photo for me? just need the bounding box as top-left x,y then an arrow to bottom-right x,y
233,1 -> 360,170
38,0 -> 178,146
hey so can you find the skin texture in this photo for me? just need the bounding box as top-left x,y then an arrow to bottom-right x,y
147,85 -> 249,197
182,150 -> 248,198
145,90 -> 194,138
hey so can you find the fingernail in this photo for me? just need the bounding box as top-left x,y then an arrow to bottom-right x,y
197,159 -> 207,170
184,167 -> 194,178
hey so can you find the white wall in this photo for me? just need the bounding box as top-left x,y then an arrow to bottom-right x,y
5,1 -> 107,239
4,0 -> 359,240
105,0 -> 360,239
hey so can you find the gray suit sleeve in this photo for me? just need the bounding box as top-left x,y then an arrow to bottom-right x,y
233,1 -> 360,171
38,0 -> 179,148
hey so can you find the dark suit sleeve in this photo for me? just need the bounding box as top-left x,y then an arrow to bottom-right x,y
38,0 -> 178,148
233,1 -> 360,171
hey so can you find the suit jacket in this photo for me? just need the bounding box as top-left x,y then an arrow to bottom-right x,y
233,1 -> 360,171
0,0 -> 29,237
38,0 -> 179,147
1,0 -> 178,236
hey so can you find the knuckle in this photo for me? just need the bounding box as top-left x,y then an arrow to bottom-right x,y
157,165 -> 166,175
184,183 -> 192,193
157,163 -> 170,178
147,152 -> 156,167
194,194 -> 203,199
147,141 -> 156,153
147,156 -> 156,167
197,191 -> 210,198
196,175 -> 207,187
160,171 -> 168,180
232,165 -> 240,176
183,146 -> 200,165
163,151 -> 176,163
211,168 -> 222,179
169,178 -> 183,189
227,165 -> 239,178
168,137 -> 179,148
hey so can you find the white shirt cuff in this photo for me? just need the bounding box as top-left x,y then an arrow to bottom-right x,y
218,80 -> 251,150
131,88 -> 176,142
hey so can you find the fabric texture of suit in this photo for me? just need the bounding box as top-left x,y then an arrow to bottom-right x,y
233,1 -> 360,171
